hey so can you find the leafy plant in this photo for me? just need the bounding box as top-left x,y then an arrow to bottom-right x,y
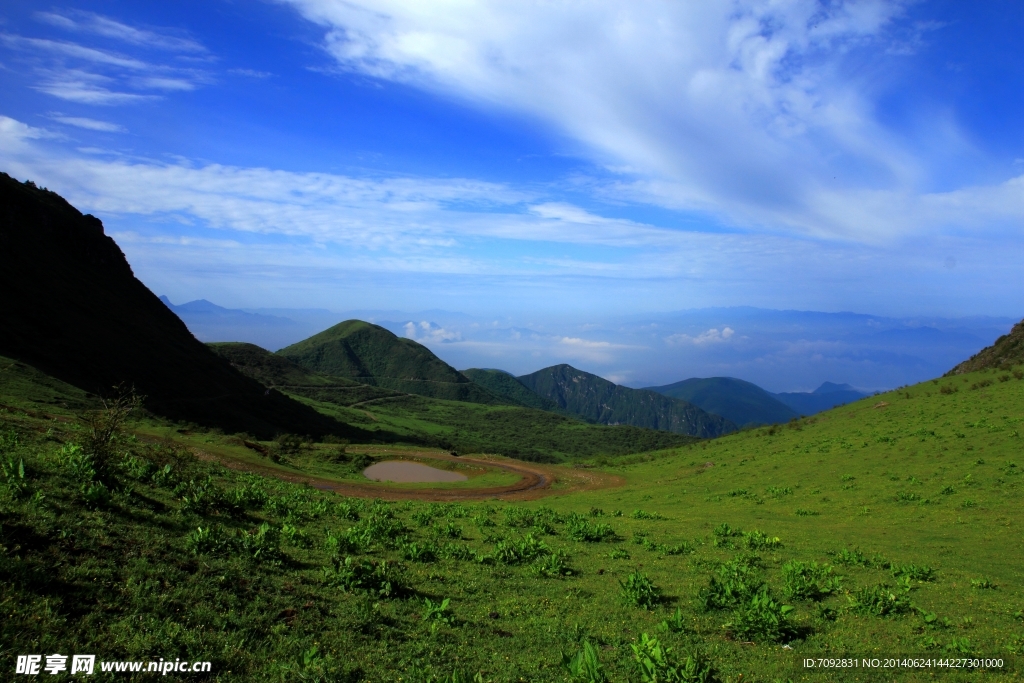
531,550 -> 574,578
185,525 -> 231,555
848,584 -> 912,617
658,607 -> 687,634
422,597 -> 455,627
743,530 -> 782,550
237,521 -> 282,562
565,513 -> 615,542
561,639 -> 608,683
402,541 -> 439,563
782,560 -> 842,601
631,633 -> 716,683
631,509 -> 664,520
727,588 -> 794,643
326,556 -> 403,597
621,570 -> 661,610
971,577 -> 997,590
891,564 -> 936,582
698,557 -> 764,611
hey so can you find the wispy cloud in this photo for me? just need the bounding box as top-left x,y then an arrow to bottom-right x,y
47,113 -> 126,132
3,12 -> 210,107
272,1 -> 1021,243
35,10 -> 206,53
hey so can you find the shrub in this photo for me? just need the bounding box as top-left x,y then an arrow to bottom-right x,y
327,556 -> 403,597
565,513 -> 615,542
940,385 -> 958,395
631,633 -> 717,683
848,584 -> 912,617
185,525 -> 232,555
658,607 -> 687,634
492,533 -> 550,565
621,570 -> 661,610
530,549 -> 574,578
0,455 -> 27,497
422,597 -> 454,627
971,578 -> 997,590
631,509 -> 664,520
711,523 -> 742,548
238,522 -> 282,562
504,506 -> 535,528
782,561 -> 842,601
728,589 -> 794,643
891,564 -> 936,582
175,477 -> 224,516
561,640 -> 608,683
225,475 -> 268,512
794,508 -> 819,517
401,541 -> 438,563
698,557 -> 764,611
743,530 -> 782,550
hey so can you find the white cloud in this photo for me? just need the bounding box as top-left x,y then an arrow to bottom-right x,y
35,10 -> 206,53
666,327 -> 736,346
34,69 -> 160,105
403,320 -> 462,343
48,113 -> 126,132
272,1 -> 1024,242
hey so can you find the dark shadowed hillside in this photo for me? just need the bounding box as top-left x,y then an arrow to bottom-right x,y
646,376 -> 798,427
947,318 -> 1024,374
0,173 -> 357,438
277,320 -> 504,404
518,364 -> 735,437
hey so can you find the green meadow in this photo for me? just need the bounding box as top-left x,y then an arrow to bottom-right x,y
2,359 -> 1023,681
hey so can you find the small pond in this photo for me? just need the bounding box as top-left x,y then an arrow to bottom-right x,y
363,460 -> 468,483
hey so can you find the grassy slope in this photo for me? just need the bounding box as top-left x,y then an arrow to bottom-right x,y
646,376 -> 799,427
519,364 -> 737,438
2,364 -> 1023,682
278,321 -> 502,405
290,391 -> 697,462
949,319 -> 1024,374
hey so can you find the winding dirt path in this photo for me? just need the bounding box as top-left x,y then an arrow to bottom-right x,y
190,446 -> 624,502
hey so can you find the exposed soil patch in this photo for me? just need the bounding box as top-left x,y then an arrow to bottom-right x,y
189,446 -> 623,501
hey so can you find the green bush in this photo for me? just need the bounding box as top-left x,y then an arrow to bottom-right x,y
238,522 -> 282,562
698,557 -> 764,611
561,639 -> 608,683
493,533 -> 549,565
728,589 -> 794,643
565,513 -> 615,542
326,556 -> 403,598
848,584 -> 912,617
782,560 -> 842,601
530,550 -> 573,578
621,570 -> 661,610
631,633 -> 717,682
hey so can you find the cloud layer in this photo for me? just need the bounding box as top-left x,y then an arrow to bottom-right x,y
279,0 -> 1024,240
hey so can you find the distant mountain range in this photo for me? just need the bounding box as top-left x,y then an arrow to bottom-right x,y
772,382 -> 869,416
515,364 -> 735,437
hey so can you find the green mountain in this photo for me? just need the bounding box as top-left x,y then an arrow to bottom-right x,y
948,318 -> 1024,374
461,368 -> 564,413
0,173 -> 353,439
517,364 -> 735,437
277,320 -> 503,404
215,344 -> 694,460
208,342 -> 400,406
646,376 -> 798,427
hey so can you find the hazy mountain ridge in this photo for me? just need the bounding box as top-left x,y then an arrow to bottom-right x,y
518,364 -> 736,438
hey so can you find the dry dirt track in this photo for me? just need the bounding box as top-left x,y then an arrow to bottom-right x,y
192,447 -> 624,502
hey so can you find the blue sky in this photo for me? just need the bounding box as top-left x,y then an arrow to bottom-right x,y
1,1 -> 1023,324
